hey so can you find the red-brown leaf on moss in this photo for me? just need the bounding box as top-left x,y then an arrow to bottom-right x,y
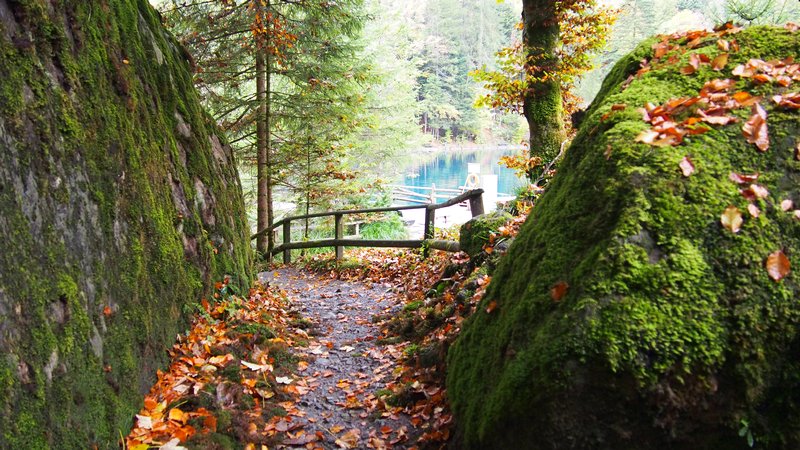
729,172 -> 760,184
772,92 -> 800,109
550,282 -> 569,302
712,53 -> 728,71
766,250 -> 791,282
740,184 -> 769,200
742,103 -> 769,152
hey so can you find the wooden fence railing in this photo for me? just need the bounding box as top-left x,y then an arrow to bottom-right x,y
250,189 -> 484,263
391,184 -> 463,205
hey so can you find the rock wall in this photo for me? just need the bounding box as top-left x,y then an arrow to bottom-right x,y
447,25 -> 800,449
0,0 -> 252,447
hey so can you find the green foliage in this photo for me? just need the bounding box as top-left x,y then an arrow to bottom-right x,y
360,213 -> 408,240
379,0 -> 520,143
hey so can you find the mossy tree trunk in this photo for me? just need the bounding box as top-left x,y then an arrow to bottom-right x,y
522,0 -> 565,170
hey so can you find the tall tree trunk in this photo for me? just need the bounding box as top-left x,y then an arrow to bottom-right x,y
255,48 -> 268,256
265,43 -> 274,258
255,0 -> 274,260
522,0 -> 565,174
304,138 -> 311,242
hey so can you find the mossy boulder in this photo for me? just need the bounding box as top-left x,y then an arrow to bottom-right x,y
0,0 -> 251,447
459,211 -> 513,257
447,25 -> 800,449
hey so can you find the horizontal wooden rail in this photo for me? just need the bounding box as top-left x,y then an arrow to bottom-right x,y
251,189 -> 483,263
390,184 -> 462,194
273,238 -> 461,254
250,204 -> 425,241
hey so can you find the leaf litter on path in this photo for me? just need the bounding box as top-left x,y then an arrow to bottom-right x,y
261,267 -> 426,449
127,213 -> 532,449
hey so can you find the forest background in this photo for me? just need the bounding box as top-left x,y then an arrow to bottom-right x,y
155,0 -> 800,252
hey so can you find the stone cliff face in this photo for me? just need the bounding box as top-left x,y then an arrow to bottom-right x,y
0,0 -> 251,447
447,25 -> 800,449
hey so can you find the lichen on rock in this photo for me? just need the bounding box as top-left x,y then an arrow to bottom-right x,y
447,25 -> 800,450
0,0 -> 252,447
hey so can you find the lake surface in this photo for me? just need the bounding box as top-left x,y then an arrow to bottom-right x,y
396,146 -> 527,197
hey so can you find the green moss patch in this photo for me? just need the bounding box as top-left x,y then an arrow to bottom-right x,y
447,25 -> 800,450
0,0 -> 252,447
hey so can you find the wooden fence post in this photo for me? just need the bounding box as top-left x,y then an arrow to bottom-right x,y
469,191 -> 485,217
424,207 -> 435,240
423,206 -> 435,258
282,220 -> 291,264
334,213 -> 344,260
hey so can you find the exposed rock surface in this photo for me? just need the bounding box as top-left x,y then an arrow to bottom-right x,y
447,25 -> 800,449
0,0 -> 251,447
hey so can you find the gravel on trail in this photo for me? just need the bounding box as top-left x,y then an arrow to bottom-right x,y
260,268 -> 421,449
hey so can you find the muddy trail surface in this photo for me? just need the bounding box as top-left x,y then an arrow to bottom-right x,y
261,267 -> 421,449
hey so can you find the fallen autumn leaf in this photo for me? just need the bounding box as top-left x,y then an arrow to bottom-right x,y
721,206 -> 744,233
766,250 -> 791,281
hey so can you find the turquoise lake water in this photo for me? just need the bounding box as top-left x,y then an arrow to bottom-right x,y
396,146 -> 527,197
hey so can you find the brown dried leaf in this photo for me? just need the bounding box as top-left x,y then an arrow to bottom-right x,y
485,300 -> 497,314
742,103 -> 769,152
653,41 -> 670,58
712,53 -> 729,70
697,109 -> 737,126
729,172 -> 759,184
747,203 -> 761,218
749,184 -> 770,199
717,39 -> 730,51
721,206 -> 743,233
772,92 -> 800,109
732,91 -> 762,107
336,429 -> 361,449
732,64 -> 754,78
686,124 -> 711,135
168,408 -> 187,424
766,250 -> 790,282
635,129 -> 660,144
781,199 -> 794,211
752,73 -> 773,84
679,156 -> 695,177
776,75 -> 793,87
700,78 -> 736,94
687,37 -> 702,49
